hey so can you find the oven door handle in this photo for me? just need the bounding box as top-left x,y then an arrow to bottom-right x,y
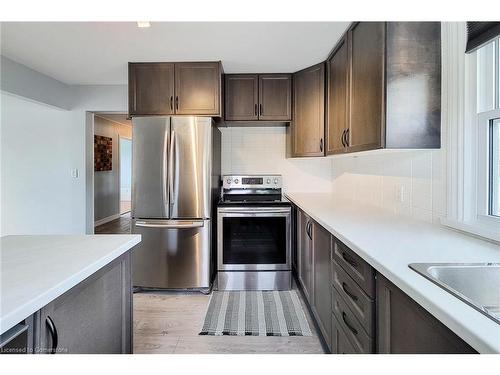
219,211 -> 290,215
218,208 -> 291,215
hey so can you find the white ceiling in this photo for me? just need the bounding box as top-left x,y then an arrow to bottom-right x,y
0,22 -> 349,85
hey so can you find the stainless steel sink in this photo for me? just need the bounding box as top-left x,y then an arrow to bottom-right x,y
409,263 -> 500,324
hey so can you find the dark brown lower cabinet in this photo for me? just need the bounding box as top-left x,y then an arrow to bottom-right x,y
38,253 -> 132,354
376,274 -> 477,354
312,223 -> 332,350
331,313 -> 358,354
297,209 -> 313,303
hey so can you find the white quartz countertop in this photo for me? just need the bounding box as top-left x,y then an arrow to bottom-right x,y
285,192 -> 500,353
0,235 -> 141,335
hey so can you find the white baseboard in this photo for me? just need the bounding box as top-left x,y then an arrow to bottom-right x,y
94,213 -> 121,227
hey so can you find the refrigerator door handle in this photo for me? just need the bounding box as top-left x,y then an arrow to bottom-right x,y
135,220 -> 205,229
162,127 -> 170,213
168,130 -> 176,208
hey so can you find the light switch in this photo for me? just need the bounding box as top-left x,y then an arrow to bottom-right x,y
71,168 -> 79,178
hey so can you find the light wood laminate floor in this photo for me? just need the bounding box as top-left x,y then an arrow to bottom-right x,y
133,286 -> 325,354
95,212 -> 131,234
97,211 -> 324,353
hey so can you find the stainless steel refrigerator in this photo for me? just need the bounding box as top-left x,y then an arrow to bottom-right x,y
131,116 -> 220,291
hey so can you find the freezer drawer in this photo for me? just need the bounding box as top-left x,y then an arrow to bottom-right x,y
132,219 -> 211,289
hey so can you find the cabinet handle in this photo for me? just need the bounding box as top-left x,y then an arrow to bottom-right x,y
345,128 -> 350,147
254,104 -> 258,116
341,130 -> 346,147
319,138 -> 323,152
306,221 -> 312,240
45,316 -> 58,354
259,104 -> 263,116
341,251 -> 358,269
170,96 -> 173,111
342,312 -> 358,335
342,282 -> 359,301
175,96 -> 179,110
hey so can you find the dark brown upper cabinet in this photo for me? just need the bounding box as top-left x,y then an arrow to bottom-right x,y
291,63 -> 325,157
128,63 -> 175,116
128,61 -> 222,117
224,73 -> 292,122
224,74 -> 259,121
174,62 -> 221,115
324,22 -> 441,156
348,22 -> 385,153
258,74 -> 292,121
326,35 -> 349,155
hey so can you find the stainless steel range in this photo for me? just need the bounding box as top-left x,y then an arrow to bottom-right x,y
217,175 -> 292,291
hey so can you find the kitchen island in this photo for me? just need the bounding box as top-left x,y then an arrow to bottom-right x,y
0,234 -> 140,354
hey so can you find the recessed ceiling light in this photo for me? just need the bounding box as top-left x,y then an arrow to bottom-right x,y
137,22 -> 151,28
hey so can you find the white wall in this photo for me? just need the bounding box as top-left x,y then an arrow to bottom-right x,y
0,55 -> 73,110
0,58 -> 129,235
0,93 -> 85,234
220,126 -> 333,192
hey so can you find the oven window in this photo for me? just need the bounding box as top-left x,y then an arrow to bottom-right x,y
223,216 -> 286,264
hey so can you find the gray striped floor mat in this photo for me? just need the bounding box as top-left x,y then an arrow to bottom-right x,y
199,290 -> 312,336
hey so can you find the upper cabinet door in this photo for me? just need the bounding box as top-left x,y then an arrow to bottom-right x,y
326,36 -> 349,155
292,63 -> 325,157
258,74 -> 292,121
349,22 -> 385,152
129,63 -> 175,116
174,62 -> 221,115
224,74 -> 259,121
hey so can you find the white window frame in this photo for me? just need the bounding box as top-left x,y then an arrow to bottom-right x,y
441,22 -> 500,243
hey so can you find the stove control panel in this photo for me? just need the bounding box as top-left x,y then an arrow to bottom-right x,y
222,175 -> 282,190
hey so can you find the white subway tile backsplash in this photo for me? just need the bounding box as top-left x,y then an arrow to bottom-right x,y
220,126 -> 444,224
220,126 -> 333,193
331,150 -> 445,223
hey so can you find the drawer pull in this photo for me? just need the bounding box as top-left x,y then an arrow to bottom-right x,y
342,251 -> 358,268
342,282 -> 358,301
342,311 -> 358,336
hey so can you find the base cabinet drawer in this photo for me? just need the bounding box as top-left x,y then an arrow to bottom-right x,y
332,261 -> 374,336
331,313 -> 359,354
332,287 -> 374,353
332,240 -> 375,298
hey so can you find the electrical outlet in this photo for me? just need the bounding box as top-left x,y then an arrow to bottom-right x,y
396,185 -> 405,203
71,168 -> 79,178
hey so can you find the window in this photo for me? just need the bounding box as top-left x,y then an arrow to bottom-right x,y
443,23 -> 500,242
491,118 -> 500,217
476,37 -> 500,221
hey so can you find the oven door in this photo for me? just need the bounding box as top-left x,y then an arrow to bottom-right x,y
217,206 -> 291,271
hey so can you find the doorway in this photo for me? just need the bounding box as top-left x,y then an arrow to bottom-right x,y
119,137 -> 132,215
92,113 -> 132,234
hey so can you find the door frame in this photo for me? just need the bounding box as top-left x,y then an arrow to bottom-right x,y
84,111 -> 128,234
118,135 -> 132,215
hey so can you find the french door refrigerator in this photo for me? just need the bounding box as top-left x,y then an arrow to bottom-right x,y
131,116 -> 220,291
